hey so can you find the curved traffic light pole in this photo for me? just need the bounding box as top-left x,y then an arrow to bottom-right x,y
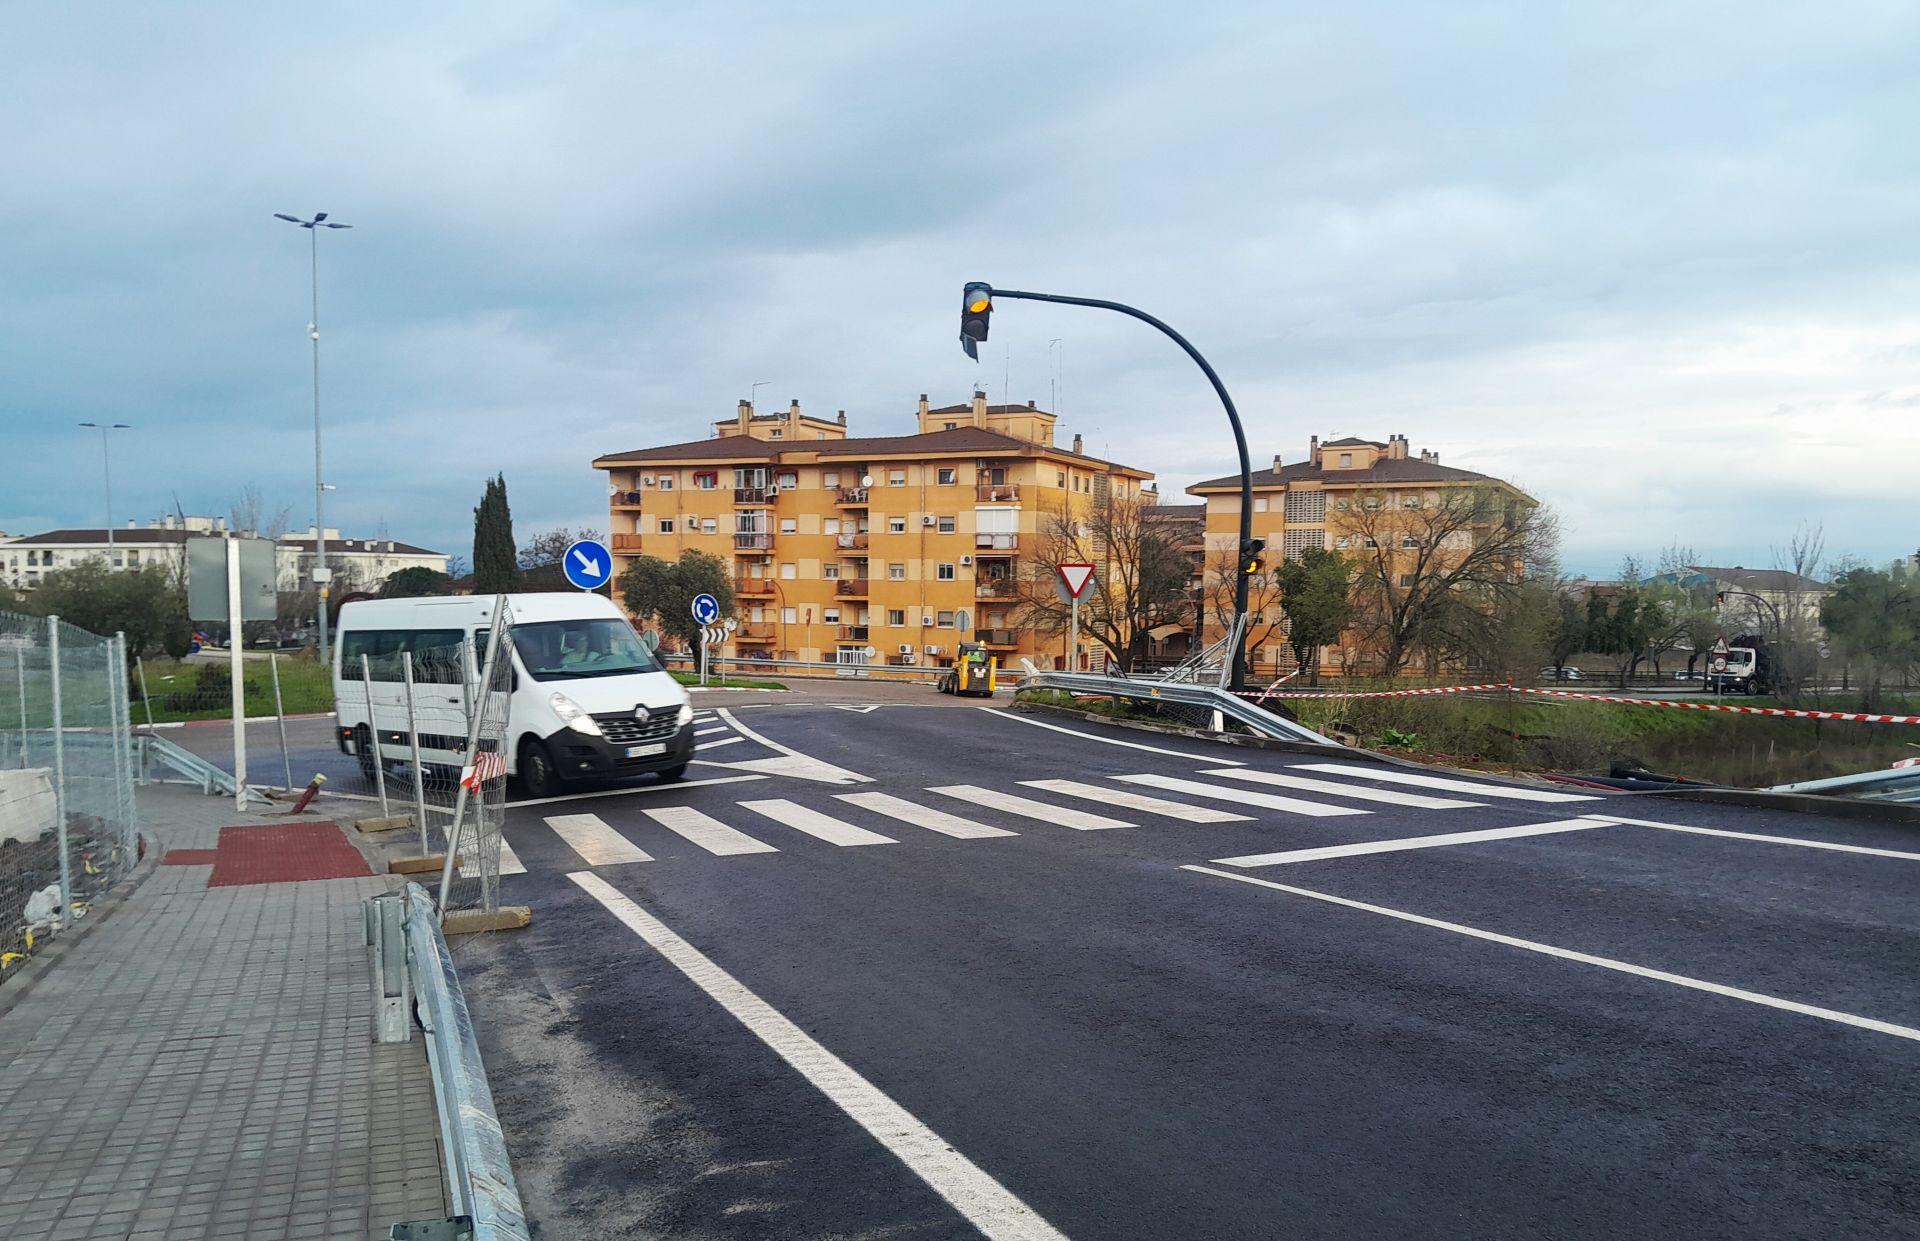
974,287 -> 1255,689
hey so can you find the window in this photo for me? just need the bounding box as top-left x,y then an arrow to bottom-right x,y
658,474 -> 674,490
937,467 -> 957,486
888,469 -> 907,487
1057,471 -> 1066,487
735,511 -> 766,534
775,471 -> 798,491
701,519 -> 718,535
937,563 -> 955,581
1363,536 -> 1379,549
781,606 -> 798,623
694,471 -> 718,490
823,564 -> 839,579
989,467 -> 1007,486
1253,497 -> 1268,513
937,516 -> 956,534
887,609 -> 906,626
1403,495 -> 1420,509
1334,536 -> 1350,549
770,429 -> 783,438
888,516 -> 907,534
823,471 -> 839,488
779,562 -> 797,579
888,563 -> 906,581
657,519 -> 674,534
823,608 -> 840,624
26,551 -> 37,566
1401,535 -> 1420,549
824,518 -> 841,535
943,421 -> 958,430
780,518 -> 798,534
1339,452 -> 1353,467
936,610 -> 954,627
1398,573 -> 1416,587
1335,499 -> 1351,512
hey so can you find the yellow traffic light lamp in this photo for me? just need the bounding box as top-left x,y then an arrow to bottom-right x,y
960,282 -> 993,359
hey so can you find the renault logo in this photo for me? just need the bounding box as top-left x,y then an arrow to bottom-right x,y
633,705 -> 652,724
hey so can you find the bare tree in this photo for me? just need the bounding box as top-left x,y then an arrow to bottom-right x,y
1342,484 -> 1558,678
229,486 -> 291,539
519,526 -> 606,571
1769,522 -> 1828,703
1015,490 -> 1192,673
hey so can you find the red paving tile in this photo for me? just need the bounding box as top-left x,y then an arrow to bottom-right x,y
205,822 -> 373,887
161,849 -> 219,866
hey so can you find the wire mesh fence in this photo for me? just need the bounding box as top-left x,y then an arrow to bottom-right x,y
1,610 -> 138,985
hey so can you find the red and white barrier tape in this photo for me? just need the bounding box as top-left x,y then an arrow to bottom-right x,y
1237,683 -> 1920,725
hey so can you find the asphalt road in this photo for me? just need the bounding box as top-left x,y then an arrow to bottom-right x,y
415,701 -> 1920,1240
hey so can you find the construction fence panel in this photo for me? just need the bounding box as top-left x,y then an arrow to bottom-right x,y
0,611 -> 138,985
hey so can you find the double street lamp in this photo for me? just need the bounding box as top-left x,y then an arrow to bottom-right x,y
274,211 -> 352,666
957,284 -> 1259,689
76,422 -> 132,553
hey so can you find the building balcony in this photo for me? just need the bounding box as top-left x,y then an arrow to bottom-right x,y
835,533 -> 870,550
980,629 -> 1019,647
835,578 -> 870,597
610,490 -> 646,509
974,533 -> 1019,553
736,578 -> 776,597
974,576 -> 1016,599
837,625 -> 871,642
610,533 -> 645,553
734,624 -> 776,642
976,482 -> 1020,503
733,533 -> 774,552
734,486 -> 772,504
835,486 -> 870,506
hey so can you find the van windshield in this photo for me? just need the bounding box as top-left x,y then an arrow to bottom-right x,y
511,619 -> 661,680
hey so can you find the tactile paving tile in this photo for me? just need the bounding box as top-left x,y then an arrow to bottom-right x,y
161,848 -> 219,866
205,822 -> 373,886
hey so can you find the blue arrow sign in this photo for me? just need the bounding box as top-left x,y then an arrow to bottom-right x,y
562,539 -> 613,591
690,592 -> 721,625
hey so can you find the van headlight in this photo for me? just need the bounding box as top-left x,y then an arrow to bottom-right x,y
676,702 -> 695,727
549,693 -> 602,737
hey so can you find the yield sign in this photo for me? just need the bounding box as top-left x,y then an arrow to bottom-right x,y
1057,563 -> 1096,599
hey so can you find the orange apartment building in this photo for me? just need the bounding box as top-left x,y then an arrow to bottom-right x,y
592,394 -> 1153,669
1188,434 -> 1533,675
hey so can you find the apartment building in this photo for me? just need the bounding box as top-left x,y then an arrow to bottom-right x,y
0,516 -> 446,594
592,394 -> 1153,668
1188,434 -> 1533,675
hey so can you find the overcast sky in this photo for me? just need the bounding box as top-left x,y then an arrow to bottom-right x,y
5,3 -> 1916,577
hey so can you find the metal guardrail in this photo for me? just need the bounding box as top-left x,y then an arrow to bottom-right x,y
1017,667 -> 1341,747
370,883 -> 530,1240
659,651 -> 1029,688
1767,765 -> 1920,803
136,732 -> 241,797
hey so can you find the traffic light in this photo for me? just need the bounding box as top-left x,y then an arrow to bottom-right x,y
1715,591 -> 1727,605
1240,537 -> 1266,576
960,282 -> 993,359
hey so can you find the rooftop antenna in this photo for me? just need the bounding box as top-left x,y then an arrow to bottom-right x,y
1003,342 -> 1010,411
749,380 -> 772,411
1048,338 -> 1063,415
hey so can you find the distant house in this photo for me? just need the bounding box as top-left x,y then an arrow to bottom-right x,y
1645,565 -> 1832,637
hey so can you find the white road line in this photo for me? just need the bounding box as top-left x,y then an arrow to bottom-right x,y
1291,762 -> 1599,803
697,736 -> 744,750
567,873 -> 1070,1240
506,773 -> 766,808
929,784 -> 1133,830
1201,767 -> 1484,810
979,706 -> 1245,765
716,707 -> 871,784
1212,818 -> 1613,868
835,792 -> 1018,839
1114,773 -> 1367,818
695,725 -> 730,737
740,799 -> 897,847
1585,814 -> 1920,861
1019,778 -> 1253,823
1183,864 -> 1920,1044
642,805 -> 780,856
496,835 -> 527,876
544,813 -> 655,866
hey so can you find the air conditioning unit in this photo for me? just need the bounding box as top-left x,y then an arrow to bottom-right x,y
641,475 -> 656,486
897,643 -> 914,655
924,644 -> 942,656
922,515 -> 937,527
958,555 -> 973,566
921,616 -> 934,626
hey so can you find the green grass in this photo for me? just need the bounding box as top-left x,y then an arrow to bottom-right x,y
134,657 -> 335,723
669,670 -> 787,691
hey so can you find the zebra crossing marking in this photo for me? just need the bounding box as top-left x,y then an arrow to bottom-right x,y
834,792 -> 1019,839
497,834 -> 527,876
740,799 -> 898,847
929,785 -> 1133,831
1212,818 -> 1612,868
642,805 -> 781,856
544,813 -> 654,865
1291,762 -> 1599,803
1199,768 -> 1484,810
1114,773 -> 1367,817
1019,779 -> 1253,823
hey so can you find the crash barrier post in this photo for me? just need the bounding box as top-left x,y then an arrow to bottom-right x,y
387,881 -> 530,1240
0,610 -> 138,978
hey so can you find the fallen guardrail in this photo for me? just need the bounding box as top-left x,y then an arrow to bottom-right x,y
135,732 -> 240,797
1017,668 -> 1340,747
369,883 -> 529,1241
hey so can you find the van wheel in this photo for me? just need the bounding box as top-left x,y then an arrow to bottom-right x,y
658,761 -> 688,783
354,725 -> 381,783
517,738 -> 561,799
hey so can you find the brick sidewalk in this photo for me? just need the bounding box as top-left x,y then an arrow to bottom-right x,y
0,785 -> 448,1240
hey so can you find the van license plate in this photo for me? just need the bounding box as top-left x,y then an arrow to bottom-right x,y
626,743 -> 666,758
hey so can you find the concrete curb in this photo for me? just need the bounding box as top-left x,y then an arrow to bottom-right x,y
0,831 -> 163,1023
1633,785 -> 1920,826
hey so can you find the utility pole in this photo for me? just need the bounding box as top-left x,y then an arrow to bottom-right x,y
274,211 -> 352,667
77,423 -> 131,554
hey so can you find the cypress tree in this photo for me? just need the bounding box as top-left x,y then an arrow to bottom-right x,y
472,474 -> 522,593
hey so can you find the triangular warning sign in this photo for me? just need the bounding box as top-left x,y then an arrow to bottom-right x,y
1711,636 -> 1730,655
1057,563 -> 1096,599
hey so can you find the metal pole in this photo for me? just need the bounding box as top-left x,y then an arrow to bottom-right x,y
1069,592 -> 1079,673
986,288 -> 1255,689
311,224 -> 331,671
134,654 -> 155,733
438,599 -> 507,914
226,534 -> 247,810
14,646 -> 26,768
361,654 -> 389,818
402,652 -> 429,855
269,653 -> 293,791
100,426 -> 114,554
47,616 -> 72,930
111,634 -> 134,856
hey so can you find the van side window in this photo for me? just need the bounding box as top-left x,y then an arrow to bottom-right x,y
339,628 -> 464,683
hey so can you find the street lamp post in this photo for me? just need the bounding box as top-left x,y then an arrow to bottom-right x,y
274,211 -> 352,667
957,284 -> 1258,689
76,423 -> 131,555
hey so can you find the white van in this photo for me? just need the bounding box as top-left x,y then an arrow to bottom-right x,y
333,593 -> 694,798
